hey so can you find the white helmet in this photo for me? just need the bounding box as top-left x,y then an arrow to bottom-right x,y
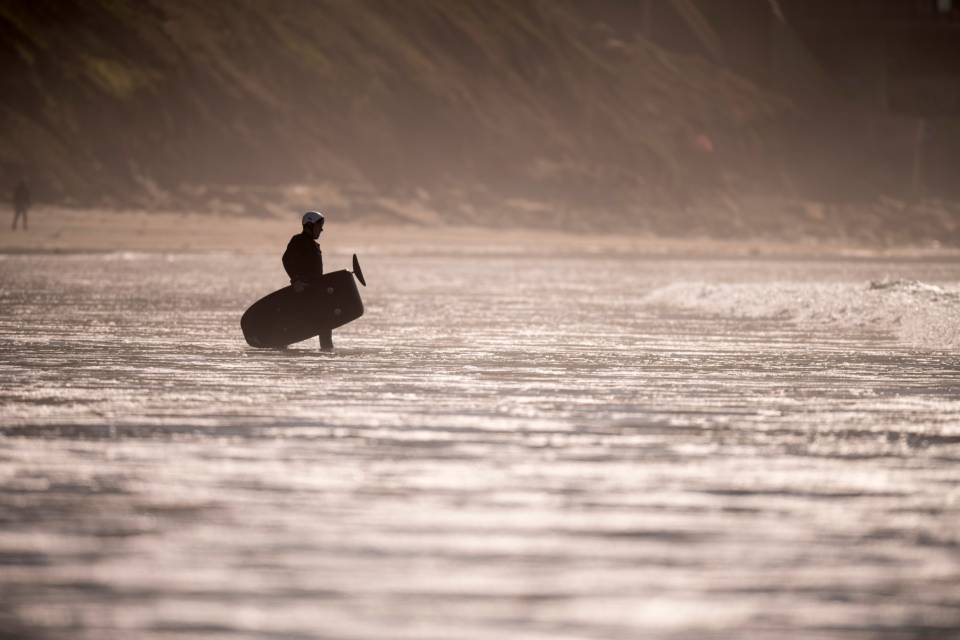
302,211 -> 325,227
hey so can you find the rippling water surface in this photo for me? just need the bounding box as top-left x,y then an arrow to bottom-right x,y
1,251 -> 959,639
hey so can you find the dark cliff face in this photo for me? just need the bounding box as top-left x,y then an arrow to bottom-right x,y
0,0 -> 786,220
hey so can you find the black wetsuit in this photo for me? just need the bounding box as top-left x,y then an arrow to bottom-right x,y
281,229 -> 333,349
282,231 -> 323,284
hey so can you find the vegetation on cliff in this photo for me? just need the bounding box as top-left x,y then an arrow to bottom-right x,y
1,0 -> 790,230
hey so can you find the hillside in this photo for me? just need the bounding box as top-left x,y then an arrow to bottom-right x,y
0,0 -> 799,231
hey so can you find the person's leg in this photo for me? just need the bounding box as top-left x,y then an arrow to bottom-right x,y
22,207 -> 27,230
12,209 -> 22,230
318,328 -> 333,351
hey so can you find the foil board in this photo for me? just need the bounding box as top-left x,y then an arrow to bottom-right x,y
241,269 -> 364,348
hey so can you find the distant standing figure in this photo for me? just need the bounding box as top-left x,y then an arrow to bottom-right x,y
12,180 -> 30,230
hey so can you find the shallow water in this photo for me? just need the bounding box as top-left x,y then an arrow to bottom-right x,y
1,251 -> 959,639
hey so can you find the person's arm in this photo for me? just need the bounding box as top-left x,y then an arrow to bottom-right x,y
283,238 -> 306,284
282,243 -> 295,282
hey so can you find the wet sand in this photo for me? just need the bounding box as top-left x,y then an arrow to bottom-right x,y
2,207 -> 958,259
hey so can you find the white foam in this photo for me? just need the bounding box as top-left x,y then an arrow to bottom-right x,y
643,278 -> 960,350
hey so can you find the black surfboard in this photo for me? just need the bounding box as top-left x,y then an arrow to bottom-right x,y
241,269 -> 364,348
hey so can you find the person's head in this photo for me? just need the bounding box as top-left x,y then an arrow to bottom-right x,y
302,210 -> 324,239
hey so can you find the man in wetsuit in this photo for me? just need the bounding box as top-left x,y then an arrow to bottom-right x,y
11,179 -> 30,231
282,211 -> 334,350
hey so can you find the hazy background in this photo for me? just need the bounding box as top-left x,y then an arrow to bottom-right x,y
4,0 -> 960,244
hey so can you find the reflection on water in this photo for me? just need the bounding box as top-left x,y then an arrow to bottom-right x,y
1,252 -> 959,639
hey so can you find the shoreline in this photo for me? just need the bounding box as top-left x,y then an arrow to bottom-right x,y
1,207 -> 958,260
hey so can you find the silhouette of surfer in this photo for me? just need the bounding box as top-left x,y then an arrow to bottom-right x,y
283,211 -> 333,350
11,179 -> 30,231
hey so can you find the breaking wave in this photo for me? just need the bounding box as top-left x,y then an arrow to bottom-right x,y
643,278 -> 960,350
